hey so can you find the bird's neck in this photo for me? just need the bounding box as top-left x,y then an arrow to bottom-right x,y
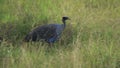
62,20 -> 66,28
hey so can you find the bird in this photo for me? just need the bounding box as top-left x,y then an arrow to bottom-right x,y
23,16 -> 70,44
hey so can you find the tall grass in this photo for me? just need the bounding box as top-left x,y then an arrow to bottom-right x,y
0,0 -> 120,68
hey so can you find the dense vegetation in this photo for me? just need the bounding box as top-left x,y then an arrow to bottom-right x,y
0,0 -> 120,68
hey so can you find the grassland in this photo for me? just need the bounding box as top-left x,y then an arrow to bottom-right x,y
0,0 -> 120,68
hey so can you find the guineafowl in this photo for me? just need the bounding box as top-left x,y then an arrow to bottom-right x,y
24,17 -> 70,44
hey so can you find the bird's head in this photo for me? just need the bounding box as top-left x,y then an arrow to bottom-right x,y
62,17 -> 70,21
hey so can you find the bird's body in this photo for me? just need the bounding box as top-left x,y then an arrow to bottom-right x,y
24,17 -> 70,44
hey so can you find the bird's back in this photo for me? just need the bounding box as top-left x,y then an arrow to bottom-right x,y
35,24 -> 57,39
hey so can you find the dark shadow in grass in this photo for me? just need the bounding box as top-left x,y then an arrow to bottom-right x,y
116,60 -> 120,68
0,37 -> 3,44
0,14 -> 34,44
